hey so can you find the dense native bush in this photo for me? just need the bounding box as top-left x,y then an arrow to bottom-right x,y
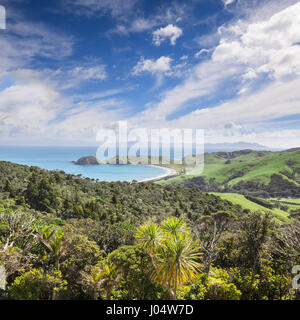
8,269 -> 67,300
0,161 -> 299,300
0,161 -> 241,225
180,268 -> 242,300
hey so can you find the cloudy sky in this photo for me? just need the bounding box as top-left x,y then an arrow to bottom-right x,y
0,0 -> 300,148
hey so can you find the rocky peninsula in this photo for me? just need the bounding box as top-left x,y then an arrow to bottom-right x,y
73,156 -> 100,165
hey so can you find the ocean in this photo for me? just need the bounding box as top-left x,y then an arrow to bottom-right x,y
0,146 -> 168,182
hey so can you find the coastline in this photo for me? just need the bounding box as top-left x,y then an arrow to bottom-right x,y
138,165 -> 177,183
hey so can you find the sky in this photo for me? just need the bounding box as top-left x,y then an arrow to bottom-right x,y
0,0 -> 300,148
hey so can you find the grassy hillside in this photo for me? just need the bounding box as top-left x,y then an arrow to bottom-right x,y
158,149 -> 300,198
211,193 -> 290,223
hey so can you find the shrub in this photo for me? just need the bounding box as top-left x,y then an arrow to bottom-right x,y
8,268 -> 67,300
180,268 -> 241,300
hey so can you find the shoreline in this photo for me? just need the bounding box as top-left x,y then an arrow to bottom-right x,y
138,165 -> 177,183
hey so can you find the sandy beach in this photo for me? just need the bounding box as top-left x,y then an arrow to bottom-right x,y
138,165 -> 177,183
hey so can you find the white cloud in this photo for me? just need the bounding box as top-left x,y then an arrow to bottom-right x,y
73,88 -> 126,101
52,99 -> 127,143
195,32 -> 221,49
111,19 -> 157,35
213,2 -> 300,79
223,0 -> 300,22
127,1 -> 300,149
69,65 -> 107,81
194,48 -> 211,58
0,17 -> 73,75
147,2 -> 300,115
130,18 -> 157,33
0,63 -> 126,145
109,4 -> 186,35
223,0 -> 236,6
3,0 -> 300,148
128,73 -> 300,148
135,60 -> 240,122
242,68 -> 257,80
153,24 -> 183,46
61,0 -> 138,18
38,63 -> 108,90
172,77 -> 300,130
0,74 -> 62,132
132,56 -> 173,75
0,70 -> 128,145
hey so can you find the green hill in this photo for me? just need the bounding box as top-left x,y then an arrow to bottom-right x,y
158,149 -> 300,198
211,193 -> 290,223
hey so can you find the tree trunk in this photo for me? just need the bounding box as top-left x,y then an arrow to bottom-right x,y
167,284 -> 173,300
93,285 -> 98,300
55,258 -> 60,271
295,289 -> 300,301
52,288 -> 57,300
106,290 -> 111,300
206,260 -> 211,277
173,271 -> 177,300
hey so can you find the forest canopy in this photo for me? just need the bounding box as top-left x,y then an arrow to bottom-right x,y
0,161 -> 299,300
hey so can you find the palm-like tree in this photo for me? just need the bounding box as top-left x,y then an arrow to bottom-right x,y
136,222 -> 163,259
38,227 -> 68,300
161,217 -> 186,235
82,263 -> 120,300
156,233 -> 201,299
82,266 -> 104,300
99,263 -> 120,300
136,217 -> 201,300
39,227 -> 67,271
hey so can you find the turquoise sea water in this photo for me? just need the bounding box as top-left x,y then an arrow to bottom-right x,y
0,146 -> 168,182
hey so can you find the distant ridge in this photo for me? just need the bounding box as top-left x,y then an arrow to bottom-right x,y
205,142 -> 279,153
284,147 -> 300,153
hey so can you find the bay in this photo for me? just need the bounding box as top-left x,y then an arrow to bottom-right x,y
0,146 -> 168,182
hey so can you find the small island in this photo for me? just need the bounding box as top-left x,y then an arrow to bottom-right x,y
73,156 -> 100,165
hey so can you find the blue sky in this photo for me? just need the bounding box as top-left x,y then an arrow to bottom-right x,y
0,0 -> 300,148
